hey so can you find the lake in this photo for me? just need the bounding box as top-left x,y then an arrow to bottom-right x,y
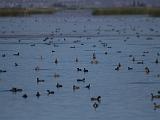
0,10 -> 160,120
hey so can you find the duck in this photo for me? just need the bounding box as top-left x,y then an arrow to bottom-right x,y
35,66 -> 40,71
54,73 -> 60,78
137,61 -> 143,64
85,84 -> 90,89
132,57 -> 135,62
9,87 -> 23,92
118,63 -> 121,68
77,68 -> 82,71
0,69 -> 7,73
91,96 -> 101,102
75,58 -> 79,62
84,68 -> 88,73
145,67 -> 150,74
77,78 -> 85,82
128,67 -> 133,70
153,103 -> 160,110
73,85 -> 80,90
115,66 -> 120,71
56,83 -> 63,88
2,54 -> 5,57
151,93 -> 160,100
15,62 -> 18,67
93,52 -> 96,59
22,94 -> 28,98
37,77 -> 45,84
13,52 -> 19,56
155,59 -> 159,64
93,102 -> 99,109
46,90 -> 54,95
36,92 -> 40,97
55,58 -> 58,64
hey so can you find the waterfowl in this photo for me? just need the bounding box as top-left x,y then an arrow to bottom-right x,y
128,67 -> 133,70
22,94 -> 28,98
2,54 -> 5,57
0,69 -> 7,73
73,85 -> 80,90
93,102 -> 99,109
77,68 -> 82,71
93,53 -> 96,59
84,68 -> 88,73
77,78 -> 85,82
91,96 -> 101,102
35,66 -> 40,71
15,62 -> 18,67
56,83 -> 63,88
115,66 -> 120,71
132,57 -> 135,62
75,58 -> 78,62
54,73 -> 60,78
43,37 -> 49,41
46,90 -> 54,95
137,61 -> 143,64
37,77 -> 45,84
145,67 -> 150,74
155,59 -> 159,64
36,92 -> 40,97
13,52 -> 19,56
55,58 -> 58,64
151,93 -> 160,100
154,103 -> 160,110
85,84 -> 90,89
118,63 -> 121,68
9,87 -> 23,92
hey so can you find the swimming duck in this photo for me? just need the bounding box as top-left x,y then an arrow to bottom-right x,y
77,78 -> 85,82
15,63 -> 18,67
36,92 -> 40,97
93,102 -> 99,109
56,83 -> 63,88
75,58 -> 79,62
85,84 -> 90,89
151,93 -> 160,100
154,103 -> 160,110
22,94 -> 28,98
46,90 -> 54,95
84,68 -> 88,73
145,67 -> 150,74
0,69 -> 7,73
9,87 -> 23,92
155,59 -> 159,64
35,66 -> 40,71
77,68 -> 82,71
55,58 -> 58,64
73,85 -> 80,90
128,67 -> 133,70
91,96 -> 101,102
37,77 -> 45,84
13,52 -> 19,56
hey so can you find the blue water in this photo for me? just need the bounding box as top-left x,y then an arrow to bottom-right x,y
0,10 -> 160,120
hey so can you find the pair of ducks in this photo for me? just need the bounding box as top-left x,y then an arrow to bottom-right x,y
91,96 -> 101,109
73,84 -> 90,91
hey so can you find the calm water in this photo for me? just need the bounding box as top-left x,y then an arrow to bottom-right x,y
0,10 -> 160,120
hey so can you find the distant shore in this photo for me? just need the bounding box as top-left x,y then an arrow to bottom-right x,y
1,7 -> 160,17
0,8 -> 57,16
92,7 -> 160,17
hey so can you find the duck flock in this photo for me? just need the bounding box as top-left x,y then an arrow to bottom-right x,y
0,11 -> 160,119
